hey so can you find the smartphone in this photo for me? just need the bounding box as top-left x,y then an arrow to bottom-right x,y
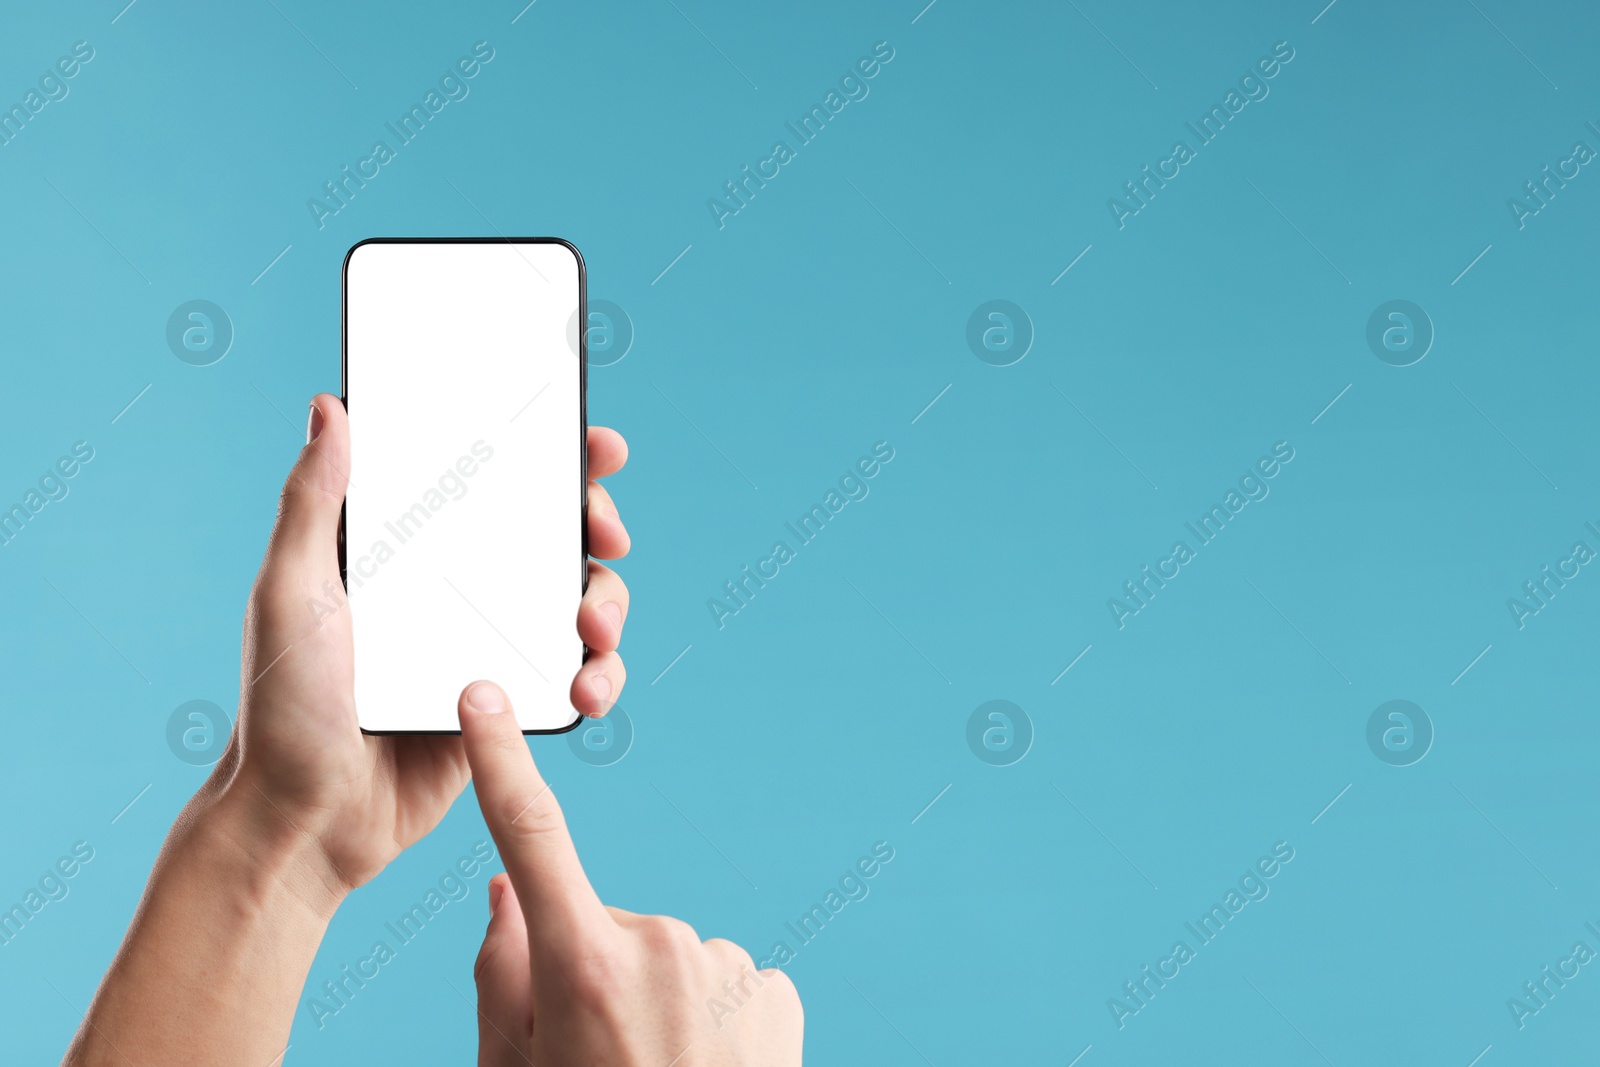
341,238 -> 586,734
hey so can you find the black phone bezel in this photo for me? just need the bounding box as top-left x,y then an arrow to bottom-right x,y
340,236 -> 588,736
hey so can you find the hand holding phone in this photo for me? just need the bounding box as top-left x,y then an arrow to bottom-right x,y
225,389 -> 630,894
63,399 -> 634,1067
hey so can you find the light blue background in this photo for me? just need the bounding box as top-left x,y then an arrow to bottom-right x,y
2,0 -> 1598,1063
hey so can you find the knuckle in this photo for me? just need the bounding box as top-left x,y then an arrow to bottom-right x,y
276,465 -> 320,516
639,914 -> 700,953
562,944 -> 629,1006
759,968 -> 804,1017
703,937 -> 754,970
283,450 -> 342,505
497,789 -> 563,839
760,967 -> 798,997
275,472 -> 306,517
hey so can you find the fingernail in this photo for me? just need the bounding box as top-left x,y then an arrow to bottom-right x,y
590,672 -> 612,707
488,877 -> 503,916
465,680 -> 508,715
307,402 -> 325,443
599,601 -> 623,635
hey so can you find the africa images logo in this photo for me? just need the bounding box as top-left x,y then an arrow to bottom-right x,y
706,41 -> 896,229
1107,841 -> 1295,1030
1106,41 -> 1296,229
1107,442 -> 1295,628
306,42 -> 496,229
707,441 -> 895,630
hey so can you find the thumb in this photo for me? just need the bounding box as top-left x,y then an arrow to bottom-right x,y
263,393 -> 349,576
474,873 -> 534,1061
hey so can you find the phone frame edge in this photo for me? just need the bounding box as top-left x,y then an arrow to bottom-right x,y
340,235 -> 589,737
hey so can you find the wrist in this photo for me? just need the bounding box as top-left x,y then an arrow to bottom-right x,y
185,766 -> 350,926
62,760 -> 344,1066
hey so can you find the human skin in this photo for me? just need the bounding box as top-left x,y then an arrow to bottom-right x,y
462,679 -> 805,1065
60,393 -> 634,1066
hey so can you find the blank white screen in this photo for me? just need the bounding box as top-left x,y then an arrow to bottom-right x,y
345,240 -> 583,732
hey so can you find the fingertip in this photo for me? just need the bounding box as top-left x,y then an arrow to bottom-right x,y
588,519 -> 631,561
575,671 -> 611,719
264,394 -> 349,571
577,600 -> 624,653
571,653 -> 624,718
461,680 -> 511,722
295,393 -> 350,493
589,672 -> 612,710
488,872 -> 510,916
608,431 -> 629,468
586,426 -> 629,477
608,525 -> 633,559
598,601 -> 623,642
306,392 -> 345,435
